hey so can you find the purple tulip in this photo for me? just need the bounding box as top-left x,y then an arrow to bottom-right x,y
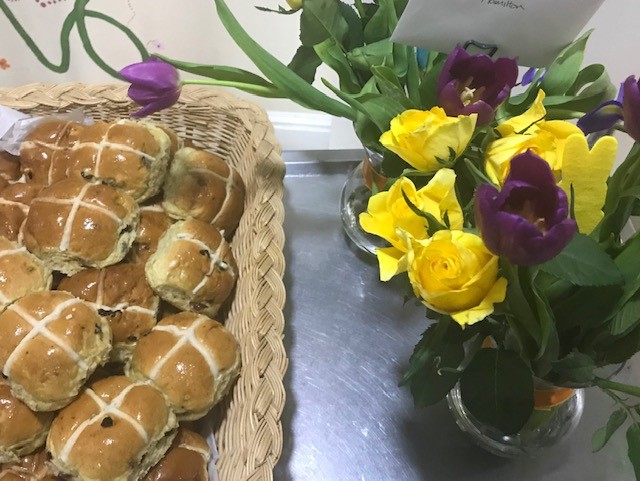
623,76 -> 640,143
474,151 -> 577,266
437,45 -> 518,126
119,57 -> 181,117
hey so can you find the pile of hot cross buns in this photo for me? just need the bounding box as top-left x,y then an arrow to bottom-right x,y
0,118 -> 246,481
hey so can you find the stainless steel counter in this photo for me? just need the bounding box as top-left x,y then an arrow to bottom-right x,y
274,150 -> 639,481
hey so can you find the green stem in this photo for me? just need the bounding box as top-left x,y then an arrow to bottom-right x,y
181,78 -> 284,97
0,0 -> 76,72
602,388 -> 640,425
85,10 -> 149,61
74,0 -> 120,77
597,378 -> 640,398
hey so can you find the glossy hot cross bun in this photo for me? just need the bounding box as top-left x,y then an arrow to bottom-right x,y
0,291 -> 112,411
22,177 -> 139,275
46,376 -> 178,481
126,311 -> 240,421
143,428 -> 211,481
58,263 -> 159,363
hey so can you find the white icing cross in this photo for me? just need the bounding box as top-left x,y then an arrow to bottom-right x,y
30,182 -> 124,252
57,382 -> 152,462
2,298 -> 89,378
175,233 -> 234,295
147,317 -> 220,386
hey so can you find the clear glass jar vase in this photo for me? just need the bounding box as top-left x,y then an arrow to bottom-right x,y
446,381 -> 585,458
340,148 -> 388,256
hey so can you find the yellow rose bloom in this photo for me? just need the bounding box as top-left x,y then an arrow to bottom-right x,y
359,170 -> 462,281
380,108 -> 477,172
286,0 -> 302,9
486,90 -> 582,184
405,230 -> 507,327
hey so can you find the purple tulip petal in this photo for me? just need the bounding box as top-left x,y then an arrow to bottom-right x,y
623,75 -> 640,143
437,45 -> 518,126
577,100 -> 623,134
120,59 -> 180,90
130,90 -> 181,118
474,152 -> 577,265
521,67 -> 537,86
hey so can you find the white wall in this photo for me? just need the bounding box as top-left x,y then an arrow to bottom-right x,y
0,0 -> 638,150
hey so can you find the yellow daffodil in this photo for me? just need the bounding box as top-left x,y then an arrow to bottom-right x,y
380,108 -> 477,172
404,230 -> 507,327
558,133 -> 618,234
486,90 -> 582,184
359,170 -> 462,281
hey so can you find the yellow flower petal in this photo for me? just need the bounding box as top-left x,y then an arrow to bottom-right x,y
451,277 -> 508,327
558,133 -> 618,234
497,90 -> 546,137
377,246 -> 407,281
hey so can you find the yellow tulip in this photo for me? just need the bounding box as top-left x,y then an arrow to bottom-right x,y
359,170 -> 462,281
405,230 -> 507,327
486,90 -> 582,184
286,0 -> 302,9
380,108 -> 477,172
558,133 -> 618,234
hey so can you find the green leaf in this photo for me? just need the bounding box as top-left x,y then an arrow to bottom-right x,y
613,231 -> 640,308
288,46 -> 323,84
418,52 -> 446,109
597,322 -> 640,365
347,40 -> 394,73
322,79 -> 404,132
609,293 -> 640,337
371,66 -> 415,109
255,5 -> 299,14
382,149 -> 411,178
460,348 -> 534,435
541,30 -> 592,96
314,38 -> 361,93
392,42 -> 408,78
592,409 -> 628,452
300,0 -> 349,47
337,1 -> 364,50
406,46 -> 421,106
553,285 -> 623,334
214,0 -> 355,119
363,0 -> 396,43
551,351 -> 596,384
531,274 -> 560,377
626,423 -> 640,480
540,233 -> 623,287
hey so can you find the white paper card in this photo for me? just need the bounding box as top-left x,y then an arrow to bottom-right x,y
392,0 -> 606,67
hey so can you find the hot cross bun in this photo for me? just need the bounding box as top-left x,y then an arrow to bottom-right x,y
125,311 -> 240,421
58,263 -> 159,363
0,291 -> 112,411
46,376 -> 178,481
142,428 -> 210,481
145,219 -> 237,317
0,383 -> 54,464
130,204 -> 173,264
22,177 -> 139,275
64,120 -> 173,202
162,148 -> 245,238
0,184 -> 44,243
0,237 -> 52,313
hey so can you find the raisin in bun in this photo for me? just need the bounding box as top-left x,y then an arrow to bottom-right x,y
65,120 -> 172,202
58,263 -> 159,363
19,120 -> 83,185
0,382 -> 54,464
0,184 -> 44,243
126,312 -> 240,421
145,219 -> 237,317
22,177 -> 139,275
0,237 -> 52,313
46,376 -> 178,481
130,204 -> 173,264
0,291 -> 111,411
142,428 -> 210,481
162,147 -> 245,238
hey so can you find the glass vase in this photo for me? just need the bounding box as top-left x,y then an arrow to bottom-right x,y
340,148 -> 388,256
446,381 -> 585,458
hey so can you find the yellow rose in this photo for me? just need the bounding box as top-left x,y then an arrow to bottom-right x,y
485,90 -> 582,184
286,0 -> 302,9
405,230 -> 507,327
359,170 -> 463,280
380,108 -> 477,172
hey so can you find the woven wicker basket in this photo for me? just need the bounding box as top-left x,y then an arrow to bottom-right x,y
0,83 -> 287,481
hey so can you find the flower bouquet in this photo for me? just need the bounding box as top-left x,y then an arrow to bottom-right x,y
118,0 -> 640,475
